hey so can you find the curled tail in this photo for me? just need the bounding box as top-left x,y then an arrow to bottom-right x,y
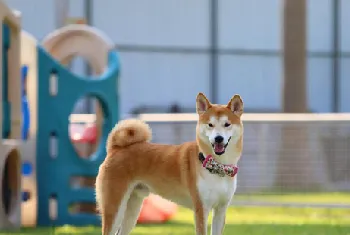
106,119 -> 152,150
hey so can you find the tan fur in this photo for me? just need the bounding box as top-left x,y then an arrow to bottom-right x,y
106,119 -> 152,150
96,93 -> 244,235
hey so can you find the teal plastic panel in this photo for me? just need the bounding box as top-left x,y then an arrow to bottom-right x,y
2,23 -> 10,138
36,46 -> 120,226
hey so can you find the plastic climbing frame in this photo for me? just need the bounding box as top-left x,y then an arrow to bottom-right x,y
35,40 -> 120,226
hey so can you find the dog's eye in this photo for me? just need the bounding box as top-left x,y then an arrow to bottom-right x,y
224,123 -> 231,127
208,123 -> 214,127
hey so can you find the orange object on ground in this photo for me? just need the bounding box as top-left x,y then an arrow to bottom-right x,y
137,194 -> 178,224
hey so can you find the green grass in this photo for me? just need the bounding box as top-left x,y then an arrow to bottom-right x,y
233,192 -> 350,205
1,193 -> 350,235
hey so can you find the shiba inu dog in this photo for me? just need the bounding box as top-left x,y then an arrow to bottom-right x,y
95,92 -> 244,235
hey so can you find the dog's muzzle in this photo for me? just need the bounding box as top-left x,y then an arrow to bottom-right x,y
211,136 -> 232,155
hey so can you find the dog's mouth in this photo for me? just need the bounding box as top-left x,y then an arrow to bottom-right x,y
211,137 -> 231,155
212,143 -> 226,155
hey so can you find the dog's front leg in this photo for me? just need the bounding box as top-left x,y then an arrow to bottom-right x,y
210,204 -> 228,235
194,203 -> 210,235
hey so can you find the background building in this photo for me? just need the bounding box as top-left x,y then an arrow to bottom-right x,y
5,0 -> 350,116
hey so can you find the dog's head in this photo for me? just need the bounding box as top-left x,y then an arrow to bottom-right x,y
196,93 -> 244,156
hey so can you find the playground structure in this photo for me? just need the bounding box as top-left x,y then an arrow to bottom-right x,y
0,140 -> 21,229
0,0 -> 120,228
0,0 -> 177,229
0,2 -> 22,229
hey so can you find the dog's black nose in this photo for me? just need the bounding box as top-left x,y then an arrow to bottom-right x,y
214,136 -> 224,143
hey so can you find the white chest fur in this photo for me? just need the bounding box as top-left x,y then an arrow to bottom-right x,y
197,169 -> 237,209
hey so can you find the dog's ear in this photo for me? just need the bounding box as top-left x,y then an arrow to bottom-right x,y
227,94 -> 244,117
196,93 -> 211,114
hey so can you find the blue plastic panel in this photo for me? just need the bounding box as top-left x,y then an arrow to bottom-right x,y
36,46 -> 120,226
2,23 -> 10,138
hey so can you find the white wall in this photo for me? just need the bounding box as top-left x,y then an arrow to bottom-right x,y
93,0 -> 211,115
307,0 -> 333,112
4,0 -> 56,40
93,0 -> 210,48
3,0 -> 350,114
340,0 -> 350,112
218,0 -> 282,110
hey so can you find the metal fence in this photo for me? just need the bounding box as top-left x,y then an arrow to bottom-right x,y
139,113 -> 350,208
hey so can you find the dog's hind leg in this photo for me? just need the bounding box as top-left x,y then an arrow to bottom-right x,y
99,182 -> 135,235
118,188 -> 148,235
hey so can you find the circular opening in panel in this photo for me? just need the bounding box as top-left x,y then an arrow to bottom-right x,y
1,149 -> 20,216
67,56 -> 94,78
69,95 -> 104,160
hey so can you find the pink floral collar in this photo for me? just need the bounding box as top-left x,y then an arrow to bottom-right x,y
199,153 -> 238,178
